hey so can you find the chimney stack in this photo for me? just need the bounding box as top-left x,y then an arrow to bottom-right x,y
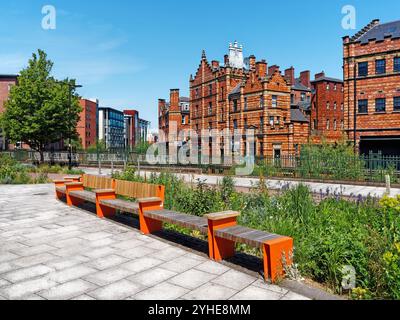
268,65 -> 280,76
256,60 -> 267,78
158,99 -> 166,114
249,55 -> 256,70
212,60 -> 220,69
170,89 -> 180,112
314,71 -> 325,80
284,67 -> 295,85
300,70 -> 311,88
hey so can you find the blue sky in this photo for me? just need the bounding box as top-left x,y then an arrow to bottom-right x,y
1,0 -> 400,129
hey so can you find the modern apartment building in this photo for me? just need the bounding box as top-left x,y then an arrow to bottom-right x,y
78,99 -> 98,149
0,74 -> 18,150
343,19 -> 400,155
98,107 -> 125,150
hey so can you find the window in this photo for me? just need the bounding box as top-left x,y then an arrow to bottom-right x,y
326,119 -> 330,130
394,97 -> 400,111
195,105 -> 199,117
375,98 -> 386,112
244,97 -> 248,110
260,116 -> 264,129
290,94 -> 294,104
334,119 -> 337,131
358,99 -> 368,114
269,116 -> 274,126
326,84 -> 330,90
301,92 -> 306,101
341,120 -> 344,130
358,62 -> 368,77
327,102 -> 330,110
208,102 -> 212,115
233,119 -> 238,129
375,59 -> 386,74
395,57 -> 400,72
221,87 -> 224,100
182,116 -> 186,125
341,103 -> 344,111
233,100 -> 238,112
209,84 -> 212,95
195,88 -> 199,98
260,95 -> 264,108
313,119 -> 317,130
334,84 -> 337,91
334,102 -> 337,110
244,118 -> 248,129
272,95 -> 277,108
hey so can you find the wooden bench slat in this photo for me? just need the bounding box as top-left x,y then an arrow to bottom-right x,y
215,226 -> 282,248
144,209 -> 208,234
56,186 -> 66,194
100,199 -> 139,212
69,190 -> 96,203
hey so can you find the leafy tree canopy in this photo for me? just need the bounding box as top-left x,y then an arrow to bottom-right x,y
1,49 -> 82,161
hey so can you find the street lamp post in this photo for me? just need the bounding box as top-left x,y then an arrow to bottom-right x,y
66,83 -> 82,170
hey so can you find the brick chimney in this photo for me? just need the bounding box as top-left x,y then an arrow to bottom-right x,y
212,60 -> 220,69
268,65 -> 280,76
249,55 -> 256,70
300,70 -> 311,88
256,60 -> 267,78
224,54 -> 229,66
284,67 -> 295,85
158,99 -> 166,115
314,71 -> 325,80
170,89 -> 180,112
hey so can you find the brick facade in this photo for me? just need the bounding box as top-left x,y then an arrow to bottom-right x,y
343,19 -> 400,155
189,43 -> 310,158
310,72 -> 344,143
78,99 -> 98,149
0,75 -> 18,150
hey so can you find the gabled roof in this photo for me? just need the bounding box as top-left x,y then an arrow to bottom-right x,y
229,83 -> 242,96
179,97 -> 190,103
290,108 -> 309,123
311,76 -> 343,84
292,79 -> 311,92
356,20 -> 400,44
0,74 -> 18,79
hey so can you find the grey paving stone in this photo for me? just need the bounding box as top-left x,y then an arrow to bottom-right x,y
86,254 -> 129,270
87,237 -> 115,248
79,232 -> 112,241
51,237 -> 87,249
134,282 -> 189,300
12,253 -> 57,268
194,260 -> 230,275
2,265 -> 54,283
0,252 -> 19,263
212,269 -> 256,291
0,276 -> 57,299
11,244 -> 56,257
84,267 -> 135,286
252,279 -> 289,295
168,269 -> 217,290
88,279 -> 143,300
39,279 -> 97,300
48,265 -> 97,283
118,246 -> 156,259
128,267 -> 177,287
151,246 -> 188,261
159,256 -> 203,273
0,279 -> 11,288
72,294 -> 96,300
183,283 -> 237,300
111,238 -> 147,250
280,291 -> 311,300
230,285 -> 283,300
121,257 -> 163,274
0,262 -> 15,274
82,247 -> 116,259
45,256 -> 90,271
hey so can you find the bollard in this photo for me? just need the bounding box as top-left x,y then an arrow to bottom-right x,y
111,160 -> 114,176
385,174 -> 391,196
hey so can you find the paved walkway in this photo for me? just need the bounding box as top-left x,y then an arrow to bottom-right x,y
83,167 -> 400,199
0,184 -> 308,300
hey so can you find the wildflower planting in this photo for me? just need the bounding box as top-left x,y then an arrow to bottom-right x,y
114,169 -> 400,299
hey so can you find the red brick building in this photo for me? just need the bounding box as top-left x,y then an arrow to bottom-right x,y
158,89 -> 190,147
78,99 -> 98,149
343,19 -> 400,155
189,42 -> 309,158
0,74 -> 18,150
310,72 -> 344,143
284,67 -> 313,116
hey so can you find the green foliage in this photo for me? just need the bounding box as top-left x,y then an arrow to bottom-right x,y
0,154 -> 31,184
1,50 -> 82,161
132,141 -> 151,155
383,243 -> 400,299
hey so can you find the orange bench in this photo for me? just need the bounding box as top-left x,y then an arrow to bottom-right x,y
53,176 -> 82,199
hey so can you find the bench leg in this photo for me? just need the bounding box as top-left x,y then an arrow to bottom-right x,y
207,217 -> 238,260
263,237 -> 293,282
66,185 -> 84,207
138,201 -> 163,235
95,191 -> 116,219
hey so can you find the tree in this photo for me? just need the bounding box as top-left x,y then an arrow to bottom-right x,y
86,139 -> 107,154
1,49 -> 82,162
